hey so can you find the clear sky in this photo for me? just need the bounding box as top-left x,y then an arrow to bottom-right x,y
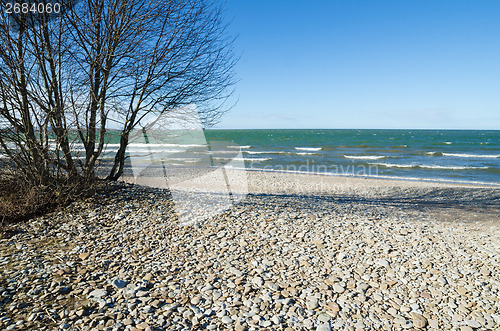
214,0 -> 500,130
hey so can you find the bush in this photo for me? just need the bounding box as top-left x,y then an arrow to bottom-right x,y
0,171 -> 98,233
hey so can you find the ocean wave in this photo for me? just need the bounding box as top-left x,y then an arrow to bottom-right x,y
214,157 -> 270,162
236,157 -> 270,162
295,147 -> 322,151
125,143 -> 207,148
344,155 -> 386,160
295,152 -> 320,155
245,151 -> 285,155
370,163 -> 489,170
228,145 -> 251,149
442,153 -> 500,159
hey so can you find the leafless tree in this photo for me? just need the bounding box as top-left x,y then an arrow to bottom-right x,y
0,0 -> 236,184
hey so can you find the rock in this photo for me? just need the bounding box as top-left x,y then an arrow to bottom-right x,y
123,319 -> 133,326
88,289 -> 107,298
306,297 -> 319,310
332,284 -> 345,293
465,319 -> 482,328
437,276 -> 448,285
183,310 -> 194,319
58,287 -> 71,295
324,301 -> 340,313
221,316 -> 233,324
267,282 -> 279,291
252,276 -> 264,287
262,320 -> 272,327
316,323 -> 332,331
235,321 -> 246,331
111,279 -> 128,289
480,266 -> 491,276
456,286 -> 468,296
216,309 -> 227,318
318,313 -> 331,322
419,291 -> 431,299
136,290 -> 149,297
136,322 -> 149,330
378,259 -> 390,268
271,315 -> 281,324
411,312 -> 428,328
78,252 -> 89,260
387,307 -> 397,315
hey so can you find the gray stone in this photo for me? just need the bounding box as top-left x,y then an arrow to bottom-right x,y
271,315 -> 281,324
378,259 -> 390,268
333,284 -> 345,293
267,282 -> 279,291
316,322 -> 332,331
306,297 -> 319,310
221,316 -> 233,324
111,279 -> 128,289
88,289 -> 107,298
136,290 -> 149,297
252,277 -> 264,287
465,319 -> 482,328
318,313 -> 331,322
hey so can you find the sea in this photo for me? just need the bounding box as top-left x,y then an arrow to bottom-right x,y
197,129 -> 500,185
46,129 -> 499,186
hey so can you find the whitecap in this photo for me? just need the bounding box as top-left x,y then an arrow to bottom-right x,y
294,147 -> 322,151
344,155 -> 386,160
443,153 -> 500,159
245,151 -> 285,155
370,162 -> 489,170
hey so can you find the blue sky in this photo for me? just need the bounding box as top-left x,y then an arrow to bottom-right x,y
214,0 -> 500,129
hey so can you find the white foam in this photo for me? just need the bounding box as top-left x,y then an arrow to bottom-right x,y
245,151 -> 285,155
236,157 -> 270,162
243,168 -> 500,187
344,155 -> 386,160
124,143 -> 206,148
444,142 -> 452,145
294,147 -> 322,151
370,162 -> 489,170
370,163 -> 415,168
214,157 -> 270,162
295,152 -> 318,155
443,153 -> 500,159
228,145 -> 251,149
419,165 -> 489,170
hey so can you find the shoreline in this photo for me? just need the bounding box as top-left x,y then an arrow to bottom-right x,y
241,166 -> 500,188
0,171 -> 498,330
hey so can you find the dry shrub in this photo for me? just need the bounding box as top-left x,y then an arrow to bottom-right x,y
0,171 -> 98,232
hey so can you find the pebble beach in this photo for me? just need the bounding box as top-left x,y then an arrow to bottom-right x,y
0,171 -> 499,330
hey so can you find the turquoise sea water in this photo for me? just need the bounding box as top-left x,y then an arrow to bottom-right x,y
203,129 -> 500,185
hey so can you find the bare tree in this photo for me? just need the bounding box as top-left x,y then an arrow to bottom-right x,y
0,0 -> 236,183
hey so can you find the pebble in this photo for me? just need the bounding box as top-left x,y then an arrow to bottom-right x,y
111,279 -> 128,289
88,289 -> 107,298
252,276 -> 264,287
378,258 -> 390,267
306,297 -> 319,310
221,316 -> 233,324
316,323 -> 332,331
332,284 -> 345,293
0,179 -> 498,330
